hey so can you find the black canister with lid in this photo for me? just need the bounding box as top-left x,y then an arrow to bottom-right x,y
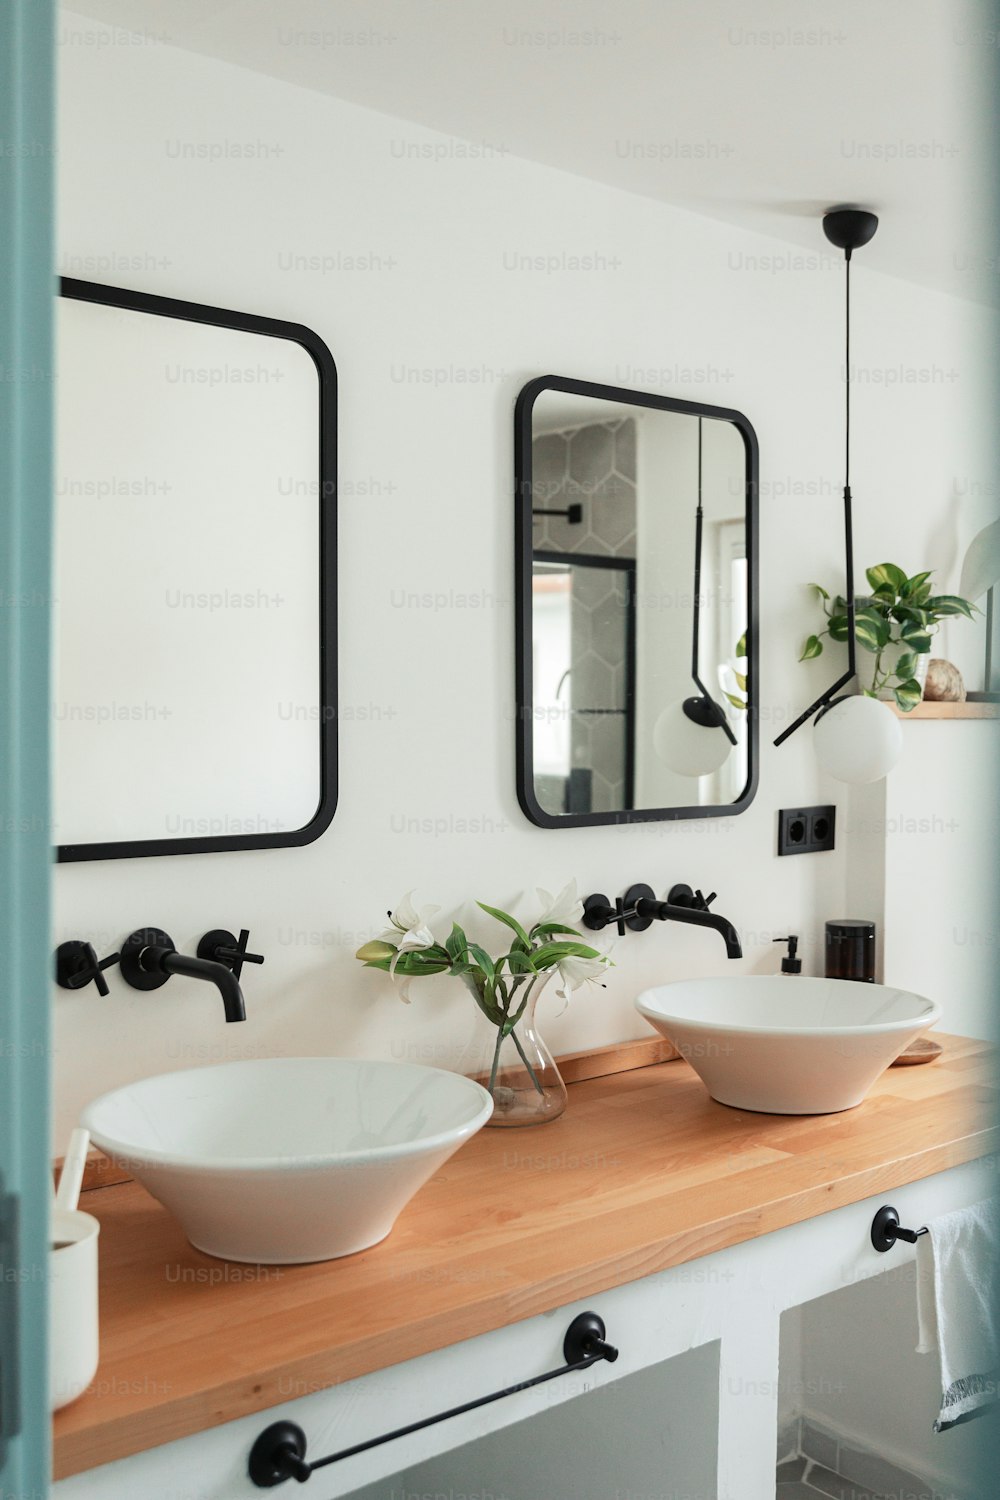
825,919 -> 876,982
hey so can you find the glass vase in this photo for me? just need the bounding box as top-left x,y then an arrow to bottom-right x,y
468,972 -> 568,1127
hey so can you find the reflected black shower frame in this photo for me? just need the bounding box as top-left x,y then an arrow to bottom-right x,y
531,549 -> 637,815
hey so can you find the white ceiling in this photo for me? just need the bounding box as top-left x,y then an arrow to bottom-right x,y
63,0 -> 997,304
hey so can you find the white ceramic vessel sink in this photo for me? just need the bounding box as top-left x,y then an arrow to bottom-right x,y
636,976 -> 940,1115
82,1058 -> 493,1263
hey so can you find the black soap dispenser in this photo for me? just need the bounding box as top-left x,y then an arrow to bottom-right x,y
773,935 -> 801,975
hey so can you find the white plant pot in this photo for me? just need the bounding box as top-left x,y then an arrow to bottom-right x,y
874,643 -> 930,700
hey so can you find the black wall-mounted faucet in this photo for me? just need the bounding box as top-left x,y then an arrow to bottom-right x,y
583,882 -> 742,960
119,927 -> 247,1022
54,940 -> 121,996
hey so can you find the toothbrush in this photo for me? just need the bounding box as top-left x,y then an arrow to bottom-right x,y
55,1128 -> 90,1214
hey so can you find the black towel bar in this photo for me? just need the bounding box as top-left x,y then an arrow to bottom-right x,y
248,1311 -> 618,1488
871,1205 -> 928,1253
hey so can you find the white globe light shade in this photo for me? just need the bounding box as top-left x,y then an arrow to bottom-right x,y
814,695 -> 903,784
653,699 -> 733,777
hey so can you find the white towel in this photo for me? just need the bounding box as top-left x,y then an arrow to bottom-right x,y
915,1198 -> 1000,1431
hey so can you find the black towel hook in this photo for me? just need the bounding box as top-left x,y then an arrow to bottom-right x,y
248,1311 -> 618,1487
871,1205 -> 928,1253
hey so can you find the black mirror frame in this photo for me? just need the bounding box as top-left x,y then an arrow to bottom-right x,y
514,373 -> 759,830
55,278 -> 338,862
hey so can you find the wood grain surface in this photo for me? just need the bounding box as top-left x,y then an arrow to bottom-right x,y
53,1033 -> 997,1478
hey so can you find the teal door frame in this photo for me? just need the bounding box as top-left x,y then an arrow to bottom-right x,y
0,0 -> 56,1494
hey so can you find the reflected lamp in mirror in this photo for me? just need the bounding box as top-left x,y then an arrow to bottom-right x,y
653,417 -> 739,778
515,376 -> 758,828
54,279 -> 337,860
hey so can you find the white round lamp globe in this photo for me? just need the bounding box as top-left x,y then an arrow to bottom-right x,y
814,695 -> 903,784
653,698 -> 733,778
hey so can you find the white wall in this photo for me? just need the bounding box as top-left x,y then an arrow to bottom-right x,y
52,14 -> 998,1142
883,721 -> 1000,1041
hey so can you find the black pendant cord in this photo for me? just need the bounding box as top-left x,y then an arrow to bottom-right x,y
843,248 -> 858,685
248,1312 -> 618,1488
690,419 -> 737,745
774,245 -> 858,747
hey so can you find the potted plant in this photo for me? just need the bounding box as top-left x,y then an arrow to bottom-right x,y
800,562 -> 977,711
356,884 -> 612,1127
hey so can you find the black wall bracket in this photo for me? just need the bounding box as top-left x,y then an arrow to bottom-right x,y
247,1311 -> 618,1487
871,1205 -> 928,1253
119,928 -> 175,991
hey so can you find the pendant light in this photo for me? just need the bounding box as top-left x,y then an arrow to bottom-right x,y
654,418 -> 737,777
776,207 -> 902,784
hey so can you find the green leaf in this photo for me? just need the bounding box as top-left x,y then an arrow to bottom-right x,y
900,570 -> 933,596
828,614 -> 850,643
466,943 -> 496,985
734,631 -> 747,658
925,594 -> 976,621
531,921 -> 584,939
854,607 -> 891,651
893,651 -> 918,682
445,922 -> 469,964
502,948 -> 537,976
724,692 -> 747,711
800,634 -> 824,661
893,677 -> 924,712
733,671 -> 747,692
531,940 -> 604,969
866,562 -> 907,595
891,604 -> 928,627
899,618 -> 933,653
386,953 -> 451,977
900,572 -> 933,606
809,583 -> 830,602
476,901 -> 531,950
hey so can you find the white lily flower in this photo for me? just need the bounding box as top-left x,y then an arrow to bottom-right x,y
379,891 -> 440,954
379,892 -> 441,998
535,878 -> 583,929
554,952 -> 610,999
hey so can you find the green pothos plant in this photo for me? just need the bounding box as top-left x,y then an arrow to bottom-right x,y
800,562 -> 977,711
356,884 -> 612,1096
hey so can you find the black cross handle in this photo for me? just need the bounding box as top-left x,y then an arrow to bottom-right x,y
55,940 -> 121,997
196,928 -> 265,982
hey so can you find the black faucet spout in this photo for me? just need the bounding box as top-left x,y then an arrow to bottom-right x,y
635,899 -> 743,960
152,947 -> 247,1021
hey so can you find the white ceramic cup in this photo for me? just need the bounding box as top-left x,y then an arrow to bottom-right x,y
50,1208 -> 100,1411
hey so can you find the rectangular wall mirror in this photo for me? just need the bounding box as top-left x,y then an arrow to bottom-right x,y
54,279 -> 337,861
515,375 -> 758,827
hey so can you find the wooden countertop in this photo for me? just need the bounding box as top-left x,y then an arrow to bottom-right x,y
54,1034 -> 997,1479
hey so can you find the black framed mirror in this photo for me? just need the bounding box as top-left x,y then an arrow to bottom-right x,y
54,279 -> 337,860
515,375 -> 758,828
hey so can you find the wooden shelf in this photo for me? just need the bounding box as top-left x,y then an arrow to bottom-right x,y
53,1034 -> 997,1479
890,701 -> 1000,719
